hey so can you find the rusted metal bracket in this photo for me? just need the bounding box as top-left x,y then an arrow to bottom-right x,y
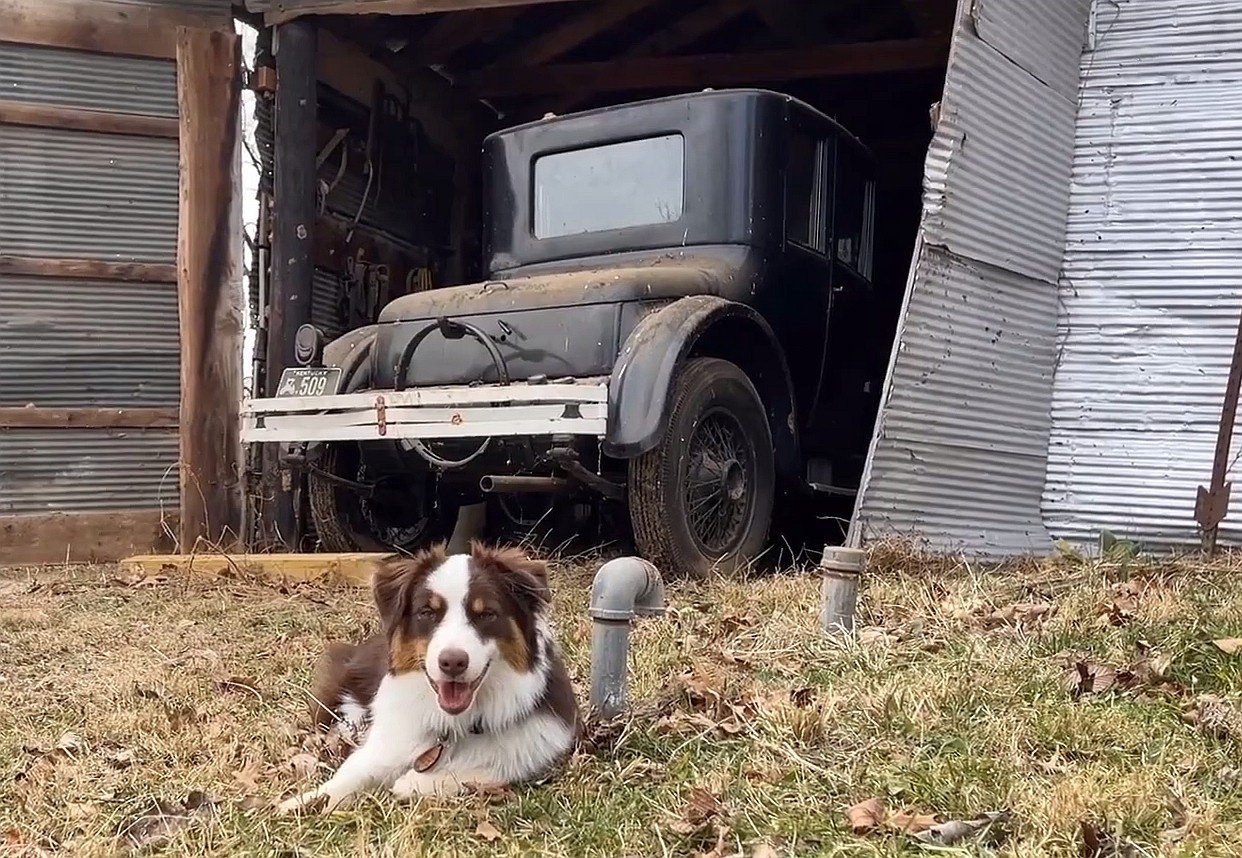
1196,303 -> 1242,554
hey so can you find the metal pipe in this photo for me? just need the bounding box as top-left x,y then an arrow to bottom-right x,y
589,557 -> 665,719
479,475 -> 571,494
820,546 -> 866,635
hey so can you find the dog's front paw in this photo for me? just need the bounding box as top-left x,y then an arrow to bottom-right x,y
277,788 -> 338,815
392,770 -> 465,799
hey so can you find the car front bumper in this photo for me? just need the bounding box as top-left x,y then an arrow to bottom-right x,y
240,378 -> 609,444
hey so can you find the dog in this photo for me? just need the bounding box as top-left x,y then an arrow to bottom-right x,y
278,542 -> 578,813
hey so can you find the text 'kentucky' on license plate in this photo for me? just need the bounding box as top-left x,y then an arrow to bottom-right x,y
275,367 -> 342,398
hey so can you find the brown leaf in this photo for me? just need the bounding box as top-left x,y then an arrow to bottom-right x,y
858,627 -> 897,648
887,810 -> 938,834
119,793 -> 218,852
1080,820 -> 1140,857
686,788 -> 727,824
750,845 -> 780,858
846,797 -> 886,834
214,676 -> 263,698
1062,657 -> 1118,698
54,732 -> 85,757
106,749 -> 136,770
232,758 -> 264,793
1212,638 -> 1242,655
474,820 -> 502,842
287,752 -> 320,780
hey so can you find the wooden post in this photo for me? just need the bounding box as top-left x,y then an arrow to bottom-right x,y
264,19 -> 318,546
176,27 -> 244,552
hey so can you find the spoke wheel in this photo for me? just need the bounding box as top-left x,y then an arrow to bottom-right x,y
628,357 -> 775,577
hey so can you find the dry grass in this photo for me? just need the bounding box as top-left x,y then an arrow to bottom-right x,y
2,544 -> 1242,856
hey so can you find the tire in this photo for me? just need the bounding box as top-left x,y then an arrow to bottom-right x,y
308,442 -> 438,552
627,357 -> 776,577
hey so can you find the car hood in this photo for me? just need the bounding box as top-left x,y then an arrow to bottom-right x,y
378,249 -> 760,323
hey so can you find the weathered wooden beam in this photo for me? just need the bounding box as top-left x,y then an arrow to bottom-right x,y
248,0 -> 581,27
496,0 -> 656,67
0,100 -> 180,138
118,552 -> 383,586
0,510 -> 178,567
176,27 -> 244,554
546,0 -> 753,115
470,37 -> 952,97
0,0 -> 231,58
403,6 -> 525,66
265,19 -> 320,547
0,255 -> 177,283
0,407 -> 179,429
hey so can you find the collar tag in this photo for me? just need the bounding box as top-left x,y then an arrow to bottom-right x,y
413,743 -> 444,773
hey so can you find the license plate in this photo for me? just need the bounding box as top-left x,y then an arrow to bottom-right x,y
275,367 -> 342,398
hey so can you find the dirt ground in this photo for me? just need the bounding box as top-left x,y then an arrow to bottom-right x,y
1,545 -> 1241,856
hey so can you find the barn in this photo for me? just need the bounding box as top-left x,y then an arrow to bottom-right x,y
1,0 -> 1238,564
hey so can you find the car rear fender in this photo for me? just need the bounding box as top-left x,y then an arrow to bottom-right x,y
604,296 -> 798,477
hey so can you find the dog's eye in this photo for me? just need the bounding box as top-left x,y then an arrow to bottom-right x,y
416,606 -> 438,620
477,610 -> 497,622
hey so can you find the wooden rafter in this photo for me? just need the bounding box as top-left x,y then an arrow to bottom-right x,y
468,36 -> 951,98
544,0 -> 760,114
494,0 -> 657,67
404,6 -> 524,65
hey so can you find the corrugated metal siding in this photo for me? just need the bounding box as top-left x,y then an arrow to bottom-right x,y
0,429 -> 180,514
0,43 -> 177,117
1043,0 -> 1242,546
852,0 -> 1091,555
0,276 -> 180,407
0,125 -> 179,263
0,40 -> 184,521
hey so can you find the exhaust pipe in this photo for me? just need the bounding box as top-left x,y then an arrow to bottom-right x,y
589,557 -> 665,719
478,475 -> 570,494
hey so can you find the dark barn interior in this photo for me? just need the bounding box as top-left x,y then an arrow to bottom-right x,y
247,0 -> 955,552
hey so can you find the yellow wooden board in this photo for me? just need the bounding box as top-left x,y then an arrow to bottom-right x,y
117,553 -> 386,587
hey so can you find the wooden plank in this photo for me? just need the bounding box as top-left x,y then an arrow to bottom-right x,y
176,27 -> 244,553
0,0 -> 230,59
118,552 -> 384,587
251,0 -> 581,27
0,100 -> 180,138
0,255 -> 177,283
496,0 -> 656,67
468,37 -> 953,97
0,407 -> 179,429
265,20 -> 320,545
0,509 -> 178,566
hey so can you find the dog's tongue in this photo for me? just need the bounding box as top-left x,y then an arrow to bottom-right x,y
437,681 -> 473,714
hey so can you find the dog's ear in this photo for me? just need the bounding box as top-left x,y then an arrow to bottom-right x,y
470,541 -> 550,610
372,545 -> 446,632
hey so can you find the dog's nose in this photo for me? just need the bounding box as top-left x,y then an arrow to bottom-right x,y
438,648 -> 470,678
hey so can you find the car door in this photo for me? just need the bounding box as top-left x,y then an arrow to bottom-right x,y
765,120 -> 835,443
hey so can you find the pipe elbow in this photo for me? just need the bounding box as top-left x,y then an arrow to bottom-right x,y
589,557 -> 665,622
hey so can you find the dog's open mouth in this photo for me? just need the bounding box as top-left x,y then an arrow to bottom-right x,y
429,666 -> 489,715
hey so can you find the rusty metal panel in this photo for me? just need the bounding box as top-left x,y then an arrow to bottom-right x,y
0,429 -> 180,514
0,42 -> 177,117
853,0 -> 1090,555
0,124 -> 179,263
312,267 -> 345,341
0,275 -> 180,408
1044,0 -> 1242,546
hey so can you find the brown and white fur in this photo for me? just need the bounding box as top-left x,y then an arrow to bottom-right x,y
278,542 -> 578,813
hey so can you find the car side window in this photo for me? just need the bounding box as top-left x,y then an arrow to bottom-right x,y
786,129 -> 829,254
833,140 -> 875,279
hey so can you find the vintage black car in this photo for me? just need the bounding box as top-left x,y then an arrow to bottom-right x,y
243,88 -> 879,577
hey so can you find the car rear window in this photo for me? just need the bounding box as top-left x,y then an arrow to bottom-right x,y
533,134 -> 685,239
